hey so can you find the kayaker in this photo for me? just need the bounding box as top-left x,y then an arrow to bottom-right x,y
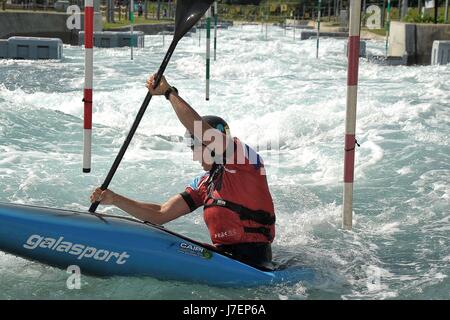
90,74 -> 276,269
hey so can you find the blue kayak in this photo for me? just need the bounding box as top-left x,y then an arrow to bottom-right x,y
0,202 -> 314,287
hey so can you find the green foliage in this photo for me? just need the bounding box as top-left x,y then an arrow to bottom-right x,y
403,8 -> 448,24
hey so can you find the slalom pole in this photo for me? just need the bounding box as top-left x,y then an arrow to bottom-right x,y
83,0 -> 94,173
265,14 -> 268,40
199,21 -> 201,46
316,0 -> 322,58
343,0 -> 362,230
206,6 -> 211,101
385,0 -> 391,56
130,0 -> 134,60
293,15 -> 296,40
214,1 -> 217,61
261,7 -> 263,33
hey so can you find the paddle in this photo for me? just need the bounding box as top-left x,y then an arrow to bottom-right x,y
89,0 -> 214,213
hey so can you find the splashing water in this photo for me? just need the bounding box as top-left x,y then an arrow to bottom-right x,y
0,25 -> 449,299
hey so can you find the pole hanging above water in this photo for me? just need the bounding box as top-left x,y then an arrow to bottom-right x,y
261,8 -> 264,33
83,0 -> 94,173
265,15 -> 268,40
213,1 -> 218,61
343,0 -> 362,230
385,0 -> 391,56
316,0 -> 322,58
206,6 -> 211,101
198,21 -> 201,46
293,15 -> 296,40
130,0 -> 135,60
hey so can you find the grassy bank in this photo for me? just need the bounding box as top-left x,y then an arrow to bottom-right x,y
103,17 -> 173,30
365,28 -> 387,36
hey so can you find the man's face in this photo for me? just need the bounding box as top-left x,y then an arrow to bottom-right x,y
189,138 -> 213,171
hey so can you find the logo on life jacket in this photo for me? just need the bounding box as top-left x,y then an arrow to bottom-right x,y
214,229 -> 238,239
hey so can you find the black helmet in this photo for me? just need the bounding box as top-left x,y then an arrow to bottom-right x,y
201,115 -> 230,135
186,115 -> 230,150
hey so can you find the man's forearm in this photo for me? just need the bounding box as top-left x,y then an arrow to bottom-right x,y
168,92 -> 202,136
112,193 -> 164,224
167,89 -> 230,154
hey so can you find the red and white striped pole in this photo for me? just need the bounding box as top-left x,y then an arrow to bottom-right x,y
343,0 -> 362,230
83,0 -> 94,173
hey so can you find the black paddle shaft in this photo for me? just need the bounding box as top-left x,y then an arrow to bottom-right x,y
89,41 -> 177,213
88,0 -> 215,213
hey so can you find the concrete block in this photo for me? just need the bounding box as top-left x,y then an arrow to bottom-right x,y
285,19 -> 310,27
431,40 -> 450,65
116,31 -> 145,48
95,31 -> 119,48
388,21 -> 450,65
344,41 -> 367,57
298,30 -> 348,40
367,53 -> 407,66
78,31 -> 144,48
0,40 -> 8,58
5,36 -> 62,59
79,31 -> 119,47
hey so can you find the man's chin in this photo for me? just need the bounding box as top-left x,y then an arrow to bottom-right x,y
201,163 -> 213,171
192,158 -> 211,171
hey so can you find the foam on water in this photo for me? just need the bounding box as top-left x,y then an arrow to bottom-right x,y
0,25 -> 449,299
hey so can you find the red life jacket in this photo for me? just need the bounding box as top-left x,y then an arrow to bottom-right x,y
181,138 -> 276,245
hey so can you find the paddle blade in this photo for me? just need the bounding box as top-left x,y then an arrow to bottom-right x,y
174,0 -> 214,41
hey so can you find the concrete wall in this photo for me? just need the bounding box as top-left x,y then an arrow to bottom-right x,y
308,21 -> 348,32
0,12 -> 102,45
388,21 -> 450,65
285,19 -> 310,26
299,30 -> 348,40
388,21 -> 407,58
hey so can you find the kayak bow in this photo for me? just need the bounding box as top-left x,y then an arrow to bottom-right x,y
0,202 -> 314,287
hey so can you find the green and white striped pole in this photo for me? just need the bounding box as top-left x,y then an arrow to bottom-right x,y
199,22 -> 201,46
261,7 -> 264,33
130,0 -> 134,60
214,1 -> 218,61
265,14 -> 268,40
316,0 -> 322,58
206,6 -> 211,101
293,15 -> 296,40
385,0 -> 391,56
